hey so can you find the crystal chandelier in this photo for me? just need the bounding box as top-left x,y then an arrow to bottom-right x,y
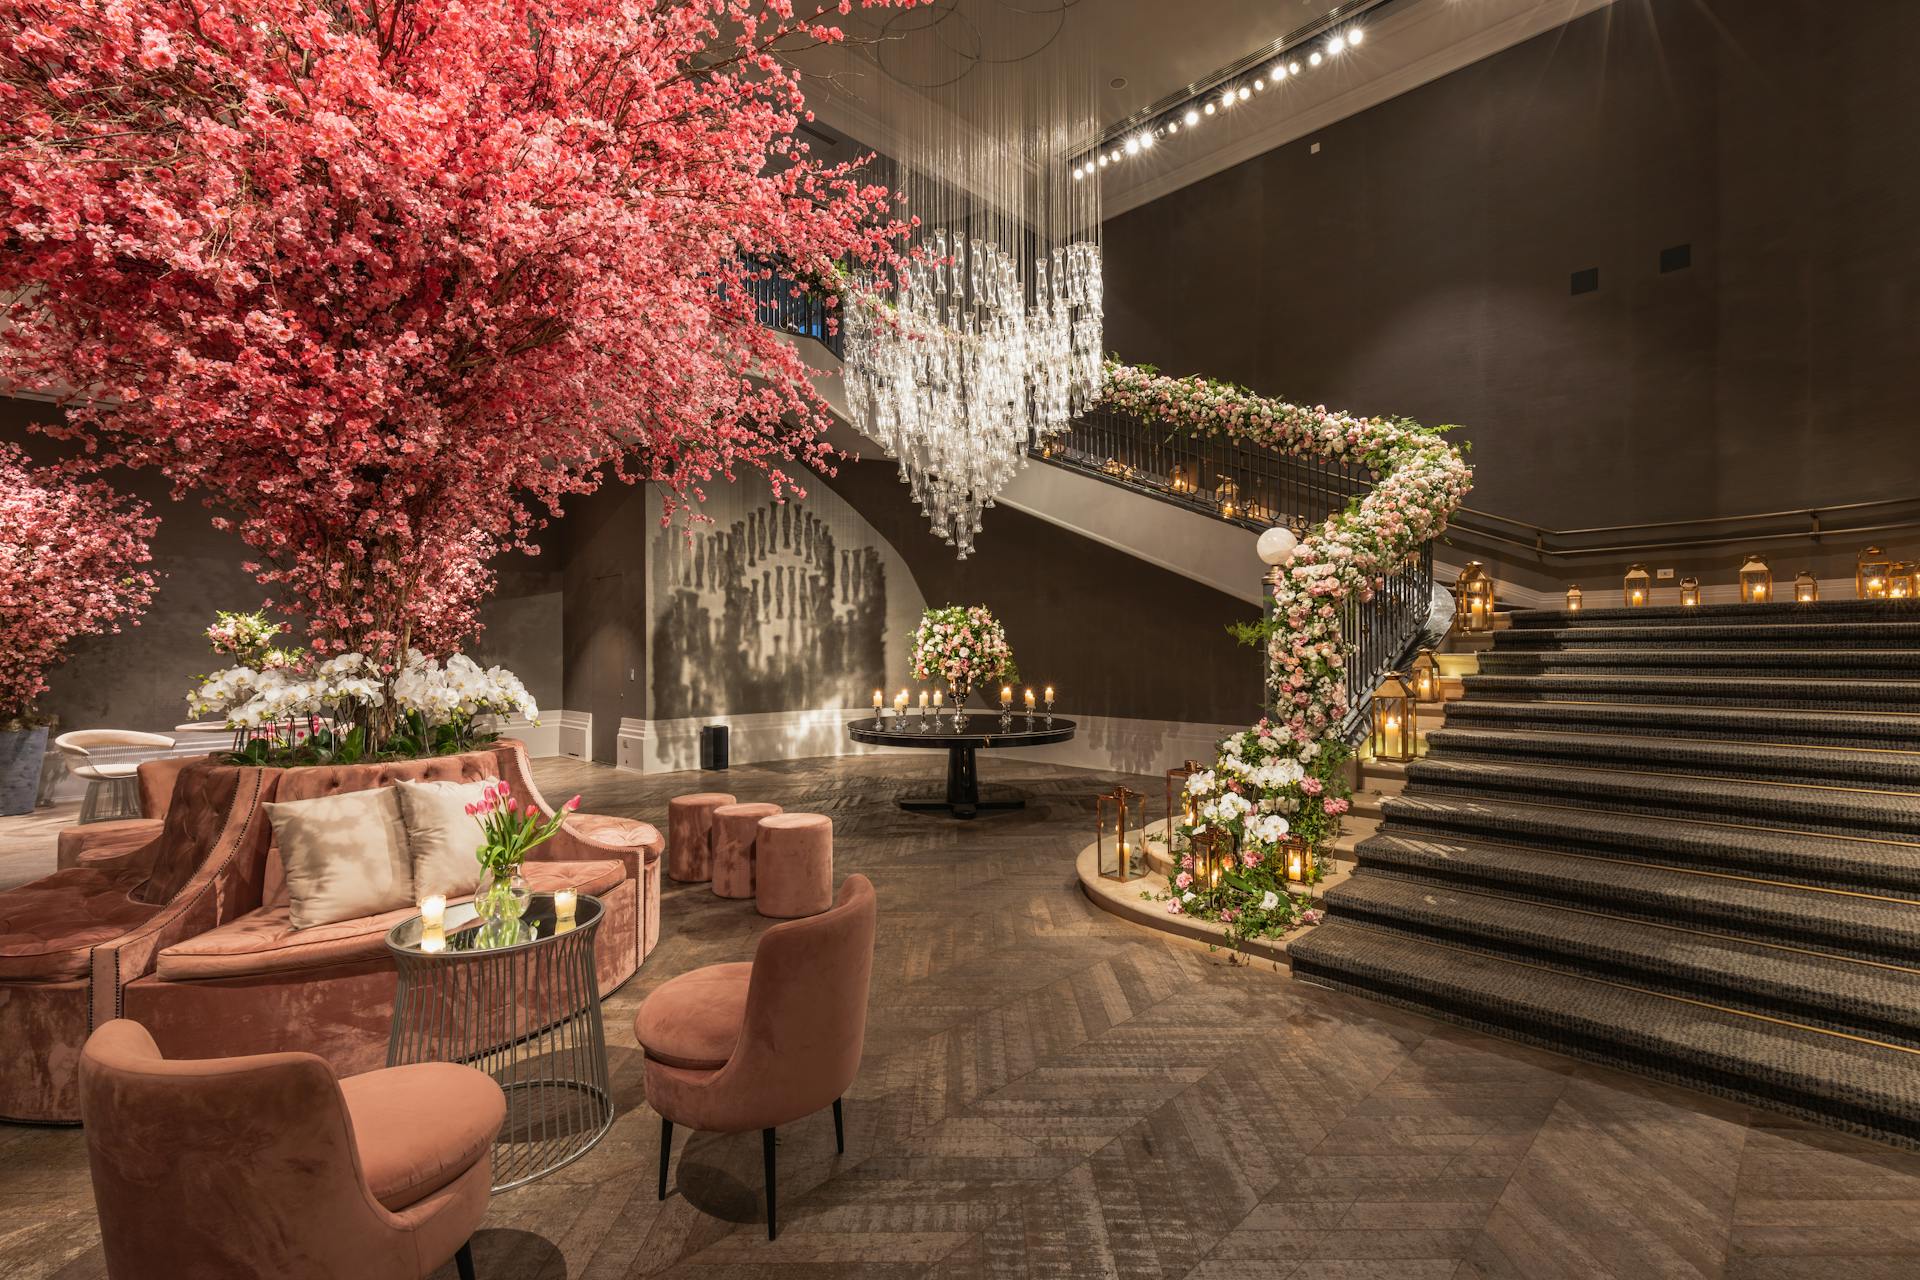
838,0 -> 1104,558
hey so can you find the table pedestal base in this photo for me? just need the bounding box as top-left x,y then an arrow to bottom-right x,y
898,745 -> 1026,820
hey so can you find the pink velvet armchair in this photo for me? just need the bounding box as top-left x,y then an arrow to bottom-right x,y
636,874 -> 877,1239
80,1019 -> 503,1280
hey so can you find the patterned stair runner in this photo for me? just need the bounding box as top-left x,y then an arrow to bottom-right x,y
1289,598 -> 1920,1147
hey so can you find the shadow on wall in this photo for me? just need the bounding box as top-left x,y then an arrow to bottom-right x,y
651,499 -> 888,720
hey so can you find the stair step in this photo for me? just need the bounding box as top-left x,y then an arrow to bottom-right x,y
1354,830 -> 1920,966
1287,920 -> 1920,1148
1380,791 -> 1920,899
1405,757 -> 1920,842
1495,621 -> 1920,651
1321,875 -> 1920,1049
1460,672 -> 1920,711
1509,600 -> 1920,629
1477,648 -> 1920,678
1439,699 -> 1920,751
1425,728 -> 1920,792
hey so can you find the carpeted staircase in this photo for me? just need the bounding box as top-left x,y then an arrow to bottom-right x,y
1288,598 -> 1920,1146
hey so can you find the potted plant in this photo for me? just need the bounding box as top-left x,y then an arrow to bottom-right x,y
467,781 -> 581,937
0,445 -> 157,814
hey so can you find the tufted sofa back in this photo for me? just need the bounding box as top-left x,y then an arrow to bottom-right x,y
254,750 -> 511,907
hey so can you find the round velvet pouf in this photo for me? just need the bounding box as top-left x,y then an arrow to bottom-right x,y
666,792 -> 736,883
754,812 -> 834,919
709,802 -> 783,899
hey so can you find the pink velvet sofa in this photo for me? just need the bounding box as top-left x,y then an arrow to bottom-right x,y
0,741 -> 662,1124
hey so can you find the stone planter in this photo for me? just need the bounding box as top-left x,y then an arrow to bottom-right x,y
0,725 -> 49,817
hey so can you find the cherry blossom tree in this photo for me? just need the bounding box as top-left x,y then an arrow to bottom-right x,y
0,443 -> 159,723
0,0 -> 914,691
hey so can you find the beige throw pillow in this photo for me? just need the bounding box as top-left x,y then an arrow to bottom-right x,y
395,779 -> 490,901
266,787 -> 415,930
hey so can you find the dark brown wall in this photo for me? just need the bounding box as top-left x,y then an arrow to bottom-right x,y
560,479 -> 648,761
823,458 -> 1265,724
1104,0 -> 1920,530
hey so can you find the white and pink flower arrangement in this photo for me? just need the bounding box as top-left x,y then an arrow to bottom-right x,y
1102,362 -> 1470,944
909,605 -> 1018,705
1158,718 -> 1353,944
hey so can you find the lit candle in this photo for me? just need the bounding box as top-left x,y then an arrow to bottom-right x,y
555,887 -> 577,923
919,690 -> 929,711
1631,590 -> 1644,605
895,689 -> 908,713
1753,583 -> 1767,599
1000,685 -> 1012,705
420,894 -> 446,953
872,689 -> 882,712
1286,848 -> 1305,883
1024,688 -> 1036,709
932,690 -> 943,708
1044,686 -> 1054,703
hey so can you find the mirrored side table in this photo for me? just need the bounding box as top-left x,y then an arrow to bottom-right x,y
385,891 -> 612,1191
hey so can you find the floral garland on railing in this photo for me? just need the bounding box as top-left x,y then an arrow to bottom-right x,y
1101,360 -> 1473,944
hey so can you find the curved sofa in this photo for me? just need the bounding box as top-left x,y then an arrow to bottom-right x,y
0,741 -> 662,1124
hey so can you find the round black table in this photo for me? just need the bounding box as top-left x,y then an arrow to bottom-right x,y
385,892 -> 613,1192
848,714 -> 1076,818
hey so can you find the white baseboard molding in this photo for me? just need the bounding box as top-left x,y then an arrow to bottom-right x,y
613,707 -> 1240,777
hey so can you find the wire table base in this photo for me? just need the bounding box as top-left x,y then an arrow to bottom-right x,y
386,892 -> 613,1192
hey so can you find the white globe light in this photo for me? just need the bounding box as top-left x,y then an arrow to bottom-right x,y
1257,526 -> 1300,566
1184,108 -> 1200,126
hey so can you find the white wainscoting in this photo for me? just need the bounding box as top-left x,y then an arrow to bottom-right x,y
613,707 -> 1239,778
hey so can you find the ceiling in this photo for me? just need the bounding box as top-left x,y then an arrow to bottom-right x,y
796,0 -> 1619,216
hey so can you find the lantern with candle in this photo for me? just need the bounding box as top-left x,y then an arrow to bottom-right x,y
1566,584 -> 1583,613
1409,649 -> 1439,703
1169,463 -> 1195,495
1623,564 -> 1652,608
1191,827 -> 1236,893
1858,546 -> 1893,599
1678,576 -> 1701,608
1794,571 -> 1818,603
1369,672 -> 1417,763
1215,476 -> 1240,521
1737,554 -> 1773,604
1454,562 -> 1494,633
1095,786 -> 1148,882
1283,838 -> 1308,885
1892,563 -> 1917,600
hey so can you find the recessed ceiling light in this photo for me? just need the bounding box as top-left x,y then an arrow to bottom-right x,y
1109,76 -> 1128,89
1270,64 -> 1286,81
1184,109 -> 1200,126
1309,50 -> 1323,66
1289,60 -> 1301,74
1204,101 -> 1215,115
1238,86 -> 1251,100
1328,34 -> 1347,54
1349,26 -> 1364,45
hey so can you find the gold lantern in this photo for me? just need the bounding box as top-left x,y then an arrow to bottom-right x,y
1566,584 -> 1583,613
1678,576 -> 1701,608
1623,564 -> 1652,608
1164,759 -> 1202,855
1794,570 -> 1818,603
1169,463 -> 1195,495
1892,563 -> 1917,601
1454,562 -> 1494,633
1409,648 -> 1440,703
1192,827 -> 1236,892
1095,786 -> 1147,882
1282,837 -> 1309,885
1858,546 -> 1893,599
1217,476 -> 1240,520
1370,672 -> 1417,763
1738,554 -> 1773,604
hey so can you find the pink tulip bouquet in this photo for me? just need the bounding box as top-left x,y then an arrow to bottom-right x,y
467,782 -> 581,880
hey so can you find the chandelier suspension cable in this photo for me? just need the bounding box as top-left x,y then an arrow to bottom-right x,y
842,0 -> 1104,558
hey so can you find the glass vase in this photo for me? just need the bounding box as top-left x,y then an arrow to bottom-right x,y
475,865 -> 531,944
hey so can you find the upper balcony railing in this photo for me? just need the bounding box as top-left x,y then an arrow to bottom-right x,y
747,268 -> 843,360
1030,406 -> 1433,741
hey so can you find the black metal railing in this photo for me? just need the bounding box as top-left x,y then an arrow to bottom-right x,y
746,267 -> 843,359
1033,406 -> 1432,740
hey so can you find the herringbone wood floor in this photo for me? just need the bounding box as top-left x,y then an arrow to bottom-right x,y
6,754 -> 1920,1279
